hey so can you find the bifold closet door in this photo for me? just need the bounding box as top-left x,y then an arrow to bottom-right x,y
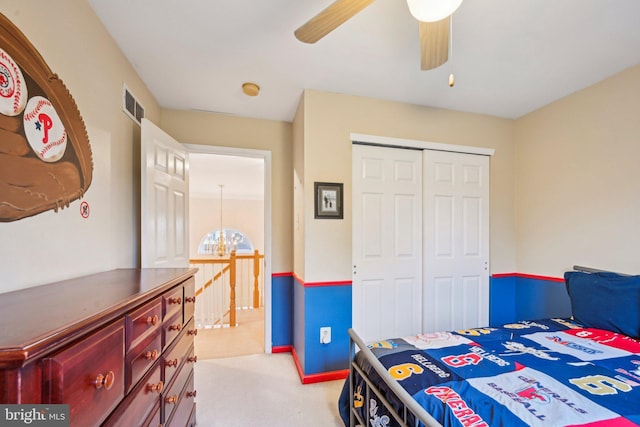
422,150 -> 490,333
352,144 -> 423,343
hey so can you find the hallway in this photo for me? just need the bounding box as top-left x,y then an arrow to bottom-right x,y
195,307 -> 265,359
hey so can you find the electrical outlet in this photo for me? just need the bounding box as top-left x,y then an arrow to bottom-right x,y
320,327 -> 331,344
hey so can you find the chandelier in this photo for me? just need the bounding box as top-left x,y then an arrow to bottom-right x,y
216,185 -> 228,256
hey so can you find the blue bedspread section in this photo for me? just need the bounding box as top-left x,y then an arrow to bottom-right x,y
339,318 -> 640,427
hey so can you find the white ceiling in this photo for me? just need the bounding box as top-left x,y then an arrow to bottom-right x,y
189,153 -> 264,200
88,0 -> 640,123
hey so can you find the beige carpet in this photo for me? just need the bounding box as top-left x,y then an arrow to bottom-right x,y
193,308 -> 347,426
194,353 -> 346,427
195,308 -> 265,359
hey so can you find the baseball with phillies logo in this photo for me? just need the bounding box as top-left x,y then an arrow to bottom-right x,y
0,47 -> 27,116
23,95 -> 68,162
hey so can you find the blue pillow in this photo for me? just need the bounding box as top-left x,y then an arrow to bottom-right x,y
564,271 -> 640,339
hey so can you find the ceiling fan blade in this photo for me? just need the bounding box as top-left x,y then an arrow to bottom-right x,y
419,17 -> 450,70
294,0 -> 376,44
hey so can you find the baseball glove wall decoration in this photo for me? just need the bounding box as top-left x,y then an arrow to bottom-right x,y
0,12 -> 93,222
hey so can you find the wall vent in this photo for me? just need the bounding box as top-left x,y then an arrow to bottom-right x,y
122,84 -> 145,125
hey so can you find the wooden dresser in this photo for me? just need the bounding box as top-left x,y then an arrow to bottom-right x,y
0,268 -> 198,427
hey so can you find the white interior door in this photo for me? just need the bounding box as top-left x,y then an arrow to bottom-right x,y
422,150 -> 490,332
352,144 -> 423,342
141,118 -> 189,268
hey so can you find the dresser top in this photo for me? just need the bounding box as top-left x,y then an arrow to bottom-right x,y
0,268 -> 197,367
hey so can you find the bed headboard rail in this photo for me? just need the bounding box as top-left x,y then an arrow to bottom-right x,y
572,265 -> 629,275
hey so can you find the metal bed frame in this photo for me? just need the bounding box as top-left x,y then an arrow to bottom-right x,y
348,328 -> 442,427
346,265 -> 625,427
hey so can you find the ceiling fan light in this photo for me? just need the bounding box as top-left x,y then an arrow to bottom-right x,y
406,0 -> 463,22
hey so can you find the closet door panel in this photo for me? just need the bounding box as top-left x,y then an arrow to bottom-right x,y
423,151 -> 489,332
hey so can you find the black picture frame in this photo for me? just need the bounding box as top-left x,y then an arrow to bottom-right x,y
314,182 -> 343,219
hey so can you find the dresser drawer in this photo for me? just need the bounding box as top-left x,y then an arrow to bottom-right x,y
143,402 -> 162,427
163,343 -> 194,423
44,319 -> 125,427
163,286 -> 183,322
186,403 -> 197,427
127,297 -> 162,350
183,277 -> 196,323
126,331 -> 162,393
103,364 -> 162,427
163,318 -> 195,386
165,370 -> 196,427
163,312 -> 184,351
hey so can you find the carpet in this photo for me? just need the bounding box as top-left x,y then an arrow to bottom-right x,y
195,308 -> 265,359
194,353 -> 346,426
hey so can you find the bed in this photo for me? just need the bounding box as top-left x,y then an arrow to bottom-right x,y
338,266 -> 640,426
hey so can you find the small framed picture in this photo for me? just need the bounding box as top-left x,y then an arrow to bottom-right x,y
314,182 -> 343,219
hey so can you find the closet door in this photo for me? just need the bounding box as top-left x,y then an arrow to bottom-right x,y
422,150 -> 490,332
352,144 -> 423,343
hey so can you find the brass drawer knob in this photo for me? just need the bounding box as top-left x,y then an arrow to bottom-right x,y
186,390 -> 197,398
185,296 -> 196,303
187,329 -> 198,336
146,315 -> 159,326
187,355 -> 197,363
144,349 -> 159,360
93,370 -> 115,390
168,297 -> 182,305
147,381 -> 163,393
165,358 -> 178,368
165,394 -> 178,404
168,323 -> 182,332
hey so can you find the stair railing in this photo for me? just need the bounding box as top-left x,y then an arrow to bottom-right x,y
190,250 -> 264,328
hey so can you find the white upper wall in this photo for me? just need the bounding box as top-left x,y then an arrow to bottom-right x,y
297,90 -> 517,283
1,0 -> 636,295
514,64 -> 640,276
0,0 -> 160,292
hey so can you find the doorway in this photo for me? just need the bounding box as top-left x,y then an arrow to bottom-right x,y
187,144 -> 272,358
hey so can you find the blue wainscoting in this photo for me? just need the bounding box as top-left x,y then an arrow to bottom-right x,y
271,273 -> 293,348
303,283 -> 352,374
291,275 -> 351,383
489,274 -> 517,326
273,272 -> 571,381
489,273 -> 572,326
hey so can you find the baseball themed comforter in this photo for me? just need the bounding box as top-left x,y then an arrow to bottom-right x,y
339,317 -> 640,426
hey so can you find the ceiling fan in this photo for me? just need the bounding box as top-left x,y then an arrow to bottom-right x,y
294,0 -> 463,71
